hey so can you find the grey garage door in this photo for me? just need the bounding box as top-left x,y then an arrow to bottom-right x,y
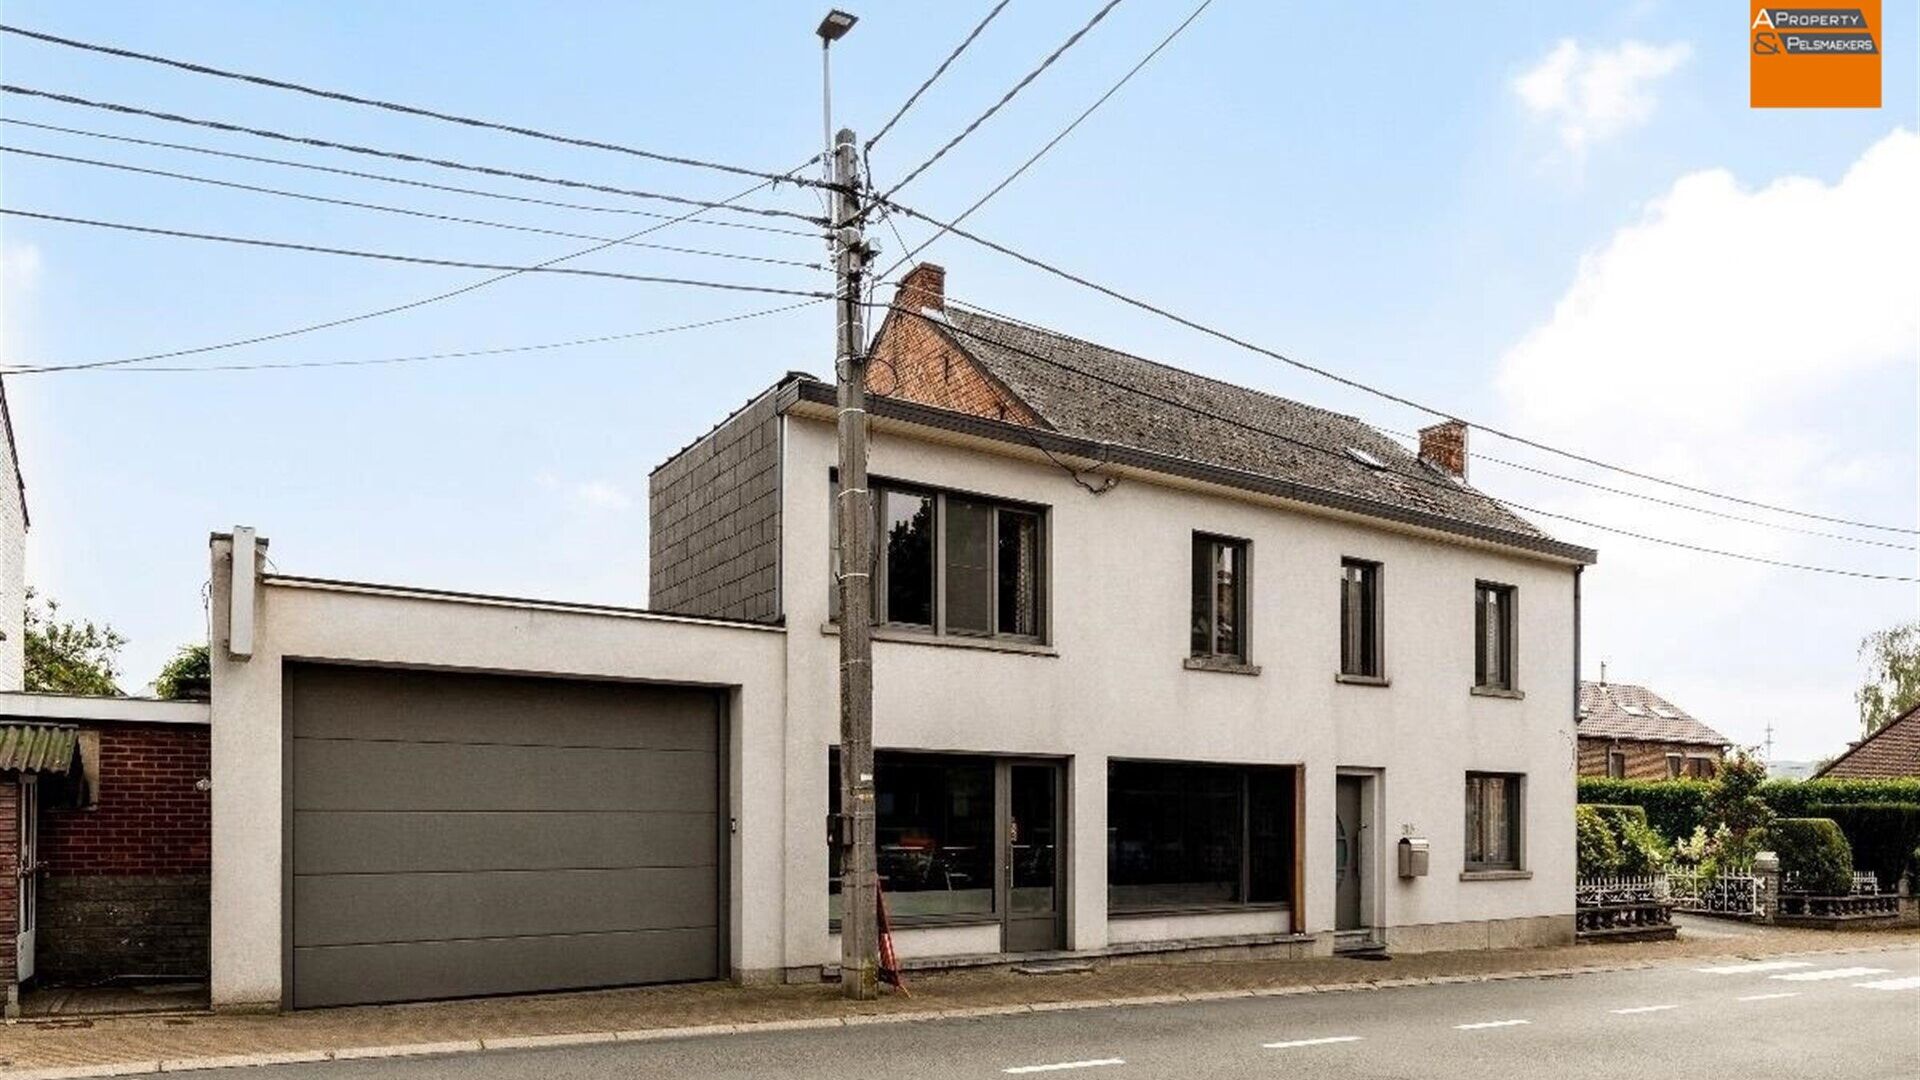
287,664 -> 724,1008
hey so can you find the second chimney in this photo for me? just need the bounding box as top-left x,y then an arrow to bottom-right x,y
1418,420 -> 1468,479
896,262 -> 946,313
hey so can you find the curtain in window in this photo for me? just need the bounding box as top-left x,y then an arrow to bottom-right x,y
997,510 -> 1040,637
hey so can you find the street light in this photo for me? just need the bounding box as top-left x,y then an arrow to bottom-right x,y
816,9 -> 858,41
817,10 -> 857,188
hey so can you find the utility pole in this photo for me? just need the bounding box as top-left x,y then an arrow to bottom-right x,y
817,8 -> 878,1002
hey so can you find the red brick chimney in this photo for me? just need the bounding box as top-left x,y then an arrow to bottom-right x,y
896,262 -> 946,313
1418,420 -> 1468,479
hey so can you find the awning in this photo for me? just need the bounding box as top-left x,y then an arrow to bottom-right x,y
0,722 -> 81,774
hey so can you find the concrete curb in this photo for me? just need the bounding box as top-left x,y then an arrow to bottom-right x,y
3,941 -> 1913,1080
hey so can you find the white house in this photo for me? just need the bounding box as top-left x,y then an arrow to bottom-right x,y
208,264 -> 1594,1010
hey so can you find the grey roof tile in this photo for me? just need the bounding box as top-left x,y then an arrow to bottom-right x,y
1577,681 -> 1730,746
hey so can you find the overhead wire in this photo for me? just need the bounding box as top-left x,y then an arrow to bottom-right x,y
876,0 -> 1124,203
0,117 -> 821,238
0,22 -> 831,191
1,144 -> 826,270
0,85 -> 824,224
893,299 -> 1918,582
864,0 -> 1013,155
875,199 -> 1920,537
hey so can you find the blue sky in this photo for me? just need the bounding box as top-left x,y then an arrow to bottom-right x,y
1,2 -> 1914,759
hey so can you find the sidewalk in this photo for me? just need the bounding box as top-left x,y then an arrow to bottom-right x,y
4,922 -> 1915,1078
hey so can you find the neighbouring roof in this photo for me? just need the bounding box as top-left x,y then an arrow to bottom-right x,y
1815,701 -> 1920,780
0,722 -> 79,774
934,306 -> 1573,551
1577,681 -> 1730,747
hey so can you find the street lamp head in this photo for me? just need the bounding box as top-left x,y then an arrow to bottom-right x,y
817,9 -> 858,43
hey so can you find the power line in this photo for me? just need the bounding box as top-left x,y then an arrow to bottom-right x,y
865,0 -> 1013,154
877,199 -> 1920,537
900,301 -> 1918,583
878,0 -> 1210,281
0,85 -> 824,225
877,0 -> 1123,203
0,117 -> 822,238
0,208 -> 834,297
4,156 -> 818,374
1371,423 -> 1916,553
0,22 -> 830,192
2,144 -> 826,270
28,300 -> 825,374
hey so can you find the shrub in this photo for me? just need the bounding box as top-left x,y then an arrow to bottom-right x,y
1761,778 -> 1920,814
1576,805 -> 1622,876
1585,804 -> 1667,874
1812,803 -> 1920,890
1577,778 -> 1713,842
1768,818 -> 1854,896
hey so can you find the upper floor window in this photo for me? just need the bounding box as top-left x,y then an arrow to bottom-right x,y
1607,749 -> 1627,779
1339,558 -> 1383,678
1474,581 -> 1516,691
836,476 -> 1046,642
1190,534 -> 1249,661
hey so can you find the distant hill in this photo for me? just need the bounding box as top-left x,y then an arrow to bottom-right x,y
1766,760 -> 1821,781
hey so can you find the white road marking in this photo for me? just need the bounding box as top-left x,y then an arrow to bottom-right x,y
1262,1036 -> 1364,1049
1454,1019 -> 1531,1030
1609,1005 -> 1679,1015
1854,976 -> 1920,991
1737,992 -> 1800,1002
1770,966 -> 1891,982
1693,960 -> 1813,975
1003,1060 -> 1127,1074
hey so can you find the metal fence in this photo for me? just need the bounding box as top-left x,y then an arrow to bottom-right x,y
1665,869 -> 1760,917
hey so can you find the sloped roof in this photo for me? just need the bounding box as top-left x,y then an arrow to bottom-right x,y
1577,681 -> 1730,747
1815,701 -> 1920,779
937,307 -> 1557,542
0,722 -> 79,774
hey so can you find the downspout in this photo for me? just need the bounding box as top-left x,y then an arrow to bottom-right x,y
1572,565 -> 1584,773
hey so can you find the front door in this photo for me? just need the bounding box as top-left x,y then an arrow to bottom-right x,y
16,776 -> 38,983
1335,775 -> 1366,932
1000,762 -> 1064,953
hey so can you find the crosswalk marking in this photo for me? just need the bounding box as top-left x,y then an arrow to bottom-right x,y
1610,1005 -> 1678,1015
1003,1060 -> 1127,1074
1454,1019 -> 1530,1030
1693,960 -> 1812,975
1853,976 -> 1920,991
1770,966 -> 1891,982
1736,992 -> 1799,1001
1263,1037 -> 1363,1049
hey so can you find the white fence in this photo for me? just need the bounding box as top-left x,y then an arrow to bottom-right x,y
1665,869 -> 1760,916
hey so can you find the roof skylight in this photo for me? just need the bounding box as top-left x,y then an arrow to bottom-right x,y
1346,447 -> 1387,469
1620,704 -> 1649,717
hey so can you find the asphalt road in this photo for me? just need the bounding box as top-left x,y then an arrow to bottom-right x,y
174,945 -> 1920,1080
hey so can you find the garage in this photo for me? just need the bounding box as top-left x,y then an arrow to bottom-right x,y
286,664 -> 725,1008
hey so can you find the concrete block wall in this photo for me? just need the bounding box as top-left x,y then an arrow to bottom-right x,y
648,385 -> 784,622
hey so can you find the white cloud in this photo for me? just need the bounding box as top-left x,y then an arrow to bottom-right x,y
1494,129 -> 1920,760
1513,39 -> 1691,152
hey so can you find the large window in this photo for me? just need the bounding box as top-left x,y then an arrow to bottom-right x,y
829,751 -> 995,921
1464,772 -> 1522,872
833,477 -> 1046,642
1339,558 -> 1383,678
1190,534 -> 1249,661
1474,582 -> 1516,691
1108,761 -> 1294,911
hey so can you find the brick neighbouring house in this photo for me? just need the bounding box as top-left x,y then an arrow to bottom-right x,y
1814,700 -> 1920,779
2,695 -> 211,1016
1576,680 -> 1730,779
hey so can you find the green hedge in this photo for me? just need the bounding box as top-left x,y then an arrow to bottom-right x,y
1768,818 -> 1853,895
1576,805 -> 1621,875
1578,777 -> 1920,843
1812,803 -> 1920,889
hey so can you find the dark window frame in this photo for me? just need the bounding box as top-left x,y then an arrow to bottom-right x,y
1474,581 -> 1518,691
1665,754 -> 1684,779
1464,772 -> 1523,872
1190,533 -> 1252,663
1606,749 -> 1627,779
1106,759 -> 1296,916
831,472 -> 1050,645
1339,558 -> 1384,679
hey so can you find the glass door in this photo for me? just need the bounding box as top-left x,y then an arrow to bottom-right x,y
1000,761 -> 1064,953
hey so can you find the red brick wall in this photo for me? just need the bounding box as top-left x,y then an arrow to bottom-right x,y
869,314 -> 1041,426
40,723 -> 210,876
1578,737 -> 1724,780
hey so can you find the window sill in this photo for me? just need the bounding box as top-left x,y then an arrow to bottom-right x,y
1335,673 -> 1390,687
1109,901 -> 1292,918
1184,656 -> 1262,676
820,621 -> 1058,657
1470,686 -> 1526,700
1460,869 -> 1533,881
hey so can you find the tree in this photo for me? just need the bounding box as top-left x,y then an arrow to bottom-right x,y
1857,621 -> 1920,736
1702,748 -> 1772,871
24,587 -> 125,696
153,643 -> 211,700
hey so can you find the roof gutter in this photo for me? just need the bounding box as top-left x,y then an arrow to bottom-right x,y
778,378 -> 1598,566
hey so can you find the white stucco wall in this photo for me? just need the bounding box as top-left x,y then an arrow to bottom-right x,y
776,413 -> 1580,968
0,399 -> 25,692
206,537 -> 788,1008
